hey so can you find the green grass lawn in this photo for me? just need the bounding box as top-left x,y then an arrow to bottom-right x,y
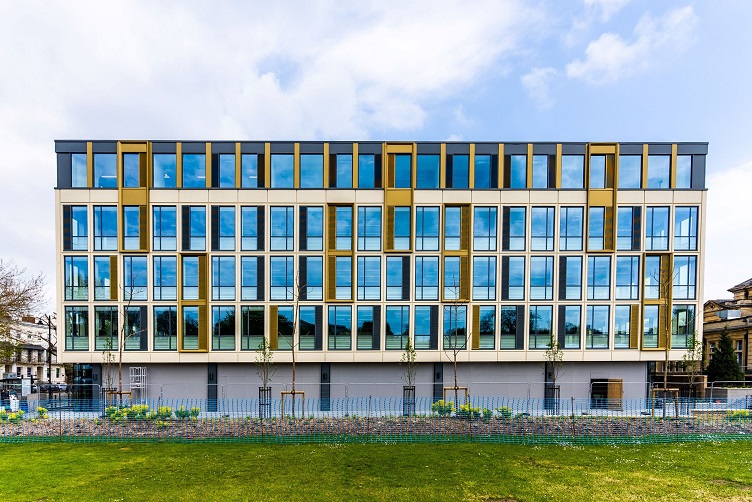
2,440 -> 751,501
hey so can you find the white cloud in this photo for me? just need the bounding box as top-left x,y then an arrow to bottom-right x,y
521,67 -> 557,109
566,6 -> 697,84
584,0 -> 631,22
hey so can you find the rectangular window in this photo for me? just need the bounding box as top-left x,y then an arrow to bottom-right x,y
674,207 -> 698,251
270,154 -> 294,188
300,206 -> 323,251
614,305 -> 632,349
270,256 -> 294,300
124,306 -> 147,351
212,306 -> 235,350
65,306 -> 89,350
559,207 -> 583,251
560,305 -> 581,349
647,155 -> 670,189
414,305 -> 438,350
63,206 -> 88,251
357,206 -> 382,251
505,155 -> 527,188
122,206 -> 143,250
385,306 -> 410,350
473,154 -> 498,189
153,306 -> 177,351
443,305 -> 467,350
334,206 -> 353,251
358,154 -> 382,188
301,256 -> 322,300
182,306 -> 199,350
240,306 -> 264,350
153,206 -> 177,251
561,155 -> 584,188
241,256 -> 264,301
153,256 -> 177,301
328,306 -> 352,350
93,154 -> 117,188
212,256 -> 236,301
241,206 -> 263,251
559,256 -> 582,300
357,256 -> 381,300
300,154 -> 323,188
270,206 -> 294,251
64,256 -> 88,301
672,304 -> 695,349
531,207 -> 555,251
502,207 -> 526,251
211,154 -> 235,188
446,154 -> 469,188
472,256 -> 496,301
478,306 -> 495,350
182,153 -> 206,188
529,305 -> 552,350
415,207 -> 440,251
501,256 -> 525,300
673,256 -> 697,300
675,155 -> 692,188
499,306 -> 523,350
615,256 -> 640,300
386,256 -> 410,300
443,256 -> 465,300
94,306 -> 118,351
415,256 -> 439,300
153,154 -> 176,188
391,154 -> 412,188
473,207 -> 497,251
241,154 -> 262,188
586,305 -> 609,349
587,255 -> 611,300
182,256 -> 199,300
123,256 -> 148,300
643,304 -> 660,348
645,207 -> 669,251
93,206 -> 118,251
330,154 -> 353,188
182,206 -> 206,251
588,206 -> 605,250
356,306 -> 380,350
644,255 -> 662,300
94,256 -> 112,300
122,153 -> 142,188
618,155 -> 642,188
616,206 -> 641,251
531,155 -> 553,189
444,206 -> 464,251
589,155 -> 611,189
335,256 -> 352,300
276,306 -> 294,350
71,153 -> 88,188
530,256 -> 554,300
299,305 -> 322,350
416,154 -> 439,188
211,206 -> 235,251
392,206 -> 411,250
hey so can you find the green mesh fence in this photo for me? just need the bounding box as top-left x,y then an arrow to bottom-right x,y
2,395 -> 751,445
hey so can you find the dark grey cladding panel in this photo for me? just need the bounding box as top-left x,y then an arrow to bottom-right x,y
619,144 -> 643,155
504,143 -> 528,155
561,143 -> 586,155
475,143 -> 499,155
210,142 -> 235,154
299,142 -> 324,154
152,142 -> 177,154
270,142 -> 294,153
357,143 -> 382,154
692,155 -> 706,189
678,143 -> 708,155
532,143 -> 556,155
445,143 -> 470,155
57,153 -> 72,188
417,143 -> 441,154
329,143 -> 353,154
91,141 -> 117,153
648,144 -> 672,155
181,142 -> 207,154
55,141 -> 87,153
240,142 -> 265,154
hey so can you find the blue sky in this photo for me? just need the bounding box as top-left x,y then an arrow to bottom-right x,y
0,0 -> 750,305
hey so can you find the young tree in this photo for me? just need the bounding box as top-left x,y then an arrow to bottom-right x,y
399,337 -> 418,387
544,336 -> 564,390
255,337 -> 276,389
682,331 -> 703,397
0,260 -> 46,342
443,276 -> 472,411
706,328 -> 745,383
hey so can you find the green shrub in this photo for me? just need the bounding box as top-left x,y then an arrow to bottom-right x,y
431,400 -> 454,417
456,404 -> 482,420
496,406 -> 513,419
175,406 -> 201,420
726,409 -> 752,421
36,407 -> 49,419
